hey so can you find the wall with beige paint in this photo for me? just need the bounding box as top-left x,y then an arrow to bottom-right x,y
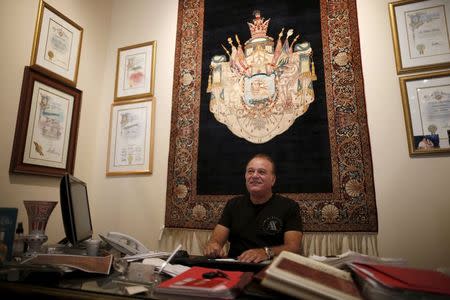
0,0 -> 449,270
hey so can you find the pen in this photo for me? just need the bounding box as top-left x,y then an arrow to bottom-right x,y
158,244 -> 182,274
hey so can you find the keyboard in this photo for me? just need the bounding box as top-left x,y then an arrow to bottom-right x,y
170,256 -> 269,272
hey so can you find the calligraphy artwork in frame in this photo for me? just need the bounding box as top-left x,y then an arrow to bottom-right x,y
114,41 -> 157,101
10,67 -> 82,177
106,98 -> 155,175
399,70 -> 450,155
30,0 -> 83,87
389,0 -> 450,74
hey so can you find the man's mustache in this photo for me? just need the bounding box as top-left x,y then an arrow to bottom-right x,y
248,180 -> 262,184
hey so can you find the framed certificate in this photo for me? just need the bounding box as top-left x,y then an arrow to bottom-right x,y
10,67 -> 82,176
399,70 -> 450,155
30,0 -> 83,86
114,41 -> 157,101
106,98 -> 155,175
389,0 -> 450,74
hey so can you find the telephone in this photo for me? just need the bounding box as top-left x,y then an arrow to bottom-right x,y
99,232 -> 149,255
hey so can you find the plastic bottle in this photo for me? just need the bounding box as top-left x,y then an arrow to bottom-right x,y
0,231 -> 8,263
12,222 -> 25,258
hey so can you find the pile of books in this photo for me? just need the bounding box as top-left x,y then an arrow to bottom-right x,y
259,251 -> 450,300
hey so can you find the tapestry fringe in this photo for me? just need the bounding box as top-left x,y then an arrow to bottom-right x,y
158,227 -> 378,257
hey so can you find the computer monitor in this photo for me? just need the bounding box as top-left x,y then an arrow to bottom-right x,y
59,173 -> 93,247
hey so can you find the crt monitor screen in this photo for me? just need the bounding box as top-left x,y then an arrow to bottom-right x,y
60,173 -> 93,246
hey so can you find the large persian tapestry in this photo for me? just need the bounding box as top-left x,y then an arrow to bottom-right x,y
166,0 -> 378,232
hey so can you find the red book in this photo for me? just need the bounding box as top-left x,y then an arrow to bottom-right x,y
154,266 -> 253,299
348,262 -> 450,296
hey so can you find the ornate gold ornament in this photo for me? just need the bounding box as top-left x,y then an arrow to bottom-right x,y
207,11 -> 317,143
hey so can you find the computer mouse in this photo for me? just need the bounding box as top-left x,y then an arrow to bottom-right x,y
174,250 -> 189,258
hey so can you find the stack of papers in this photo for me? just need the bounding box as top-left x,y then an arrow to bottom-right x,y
309,250 -> 407,269
142,257 -> 190,277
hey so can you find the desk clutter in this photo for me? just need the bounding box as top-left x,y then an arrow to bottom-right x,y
2,245 -> 450,299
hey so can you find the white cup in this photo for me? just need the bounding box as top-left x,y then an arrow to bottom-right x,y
85,239 -> 101,256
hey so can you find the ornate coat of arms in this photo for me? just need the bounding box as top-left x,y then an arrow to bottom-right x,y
207,11 -> 317,143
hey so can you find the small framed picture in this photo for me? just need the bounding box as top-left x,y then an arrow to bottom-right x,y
10,67 -> 82,176
399,70 -> 450,155
106,98 -> 155,175
389,0 -> 450,74
30,0 -> 83,86
0,208 -> 18,261
114,41 -> 157,101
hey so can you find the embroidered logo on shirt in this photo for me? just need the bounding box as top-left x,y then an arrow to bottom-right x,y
262,216 -> 282,235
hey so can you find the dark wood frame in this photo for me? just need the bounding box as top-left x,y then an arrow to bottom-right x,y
10,67 -> 82,177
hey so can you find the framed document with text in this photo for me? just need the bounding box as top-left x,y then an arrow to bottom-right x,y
114,41 -> 157,101
10,67 -> 82,176
389,0 -> 450,74
399,70 -> 450,155
106,98 -> 155,175
30,0 -> 83,86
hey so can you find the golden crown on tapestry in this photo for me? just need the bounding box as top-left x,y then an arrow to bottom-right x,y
207,11 -> 317,144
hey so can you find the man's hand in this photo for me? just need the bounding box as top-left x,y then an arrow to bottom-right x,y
237,248 -> 268,263
204,241 -> 226,258
204,224 -> 229,258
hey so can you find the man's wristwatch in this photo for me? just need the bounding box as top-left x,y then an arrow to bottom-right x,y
264,246 -> 274,260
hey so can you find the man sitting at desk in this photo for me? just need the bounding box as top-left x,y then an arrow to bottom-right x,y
204,153 -> 303,263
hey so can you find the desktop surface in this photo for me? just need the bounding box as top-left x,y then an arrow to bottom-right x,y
1,257 -> 279,300
0,256 -> 284,299
1,269 -> 284,300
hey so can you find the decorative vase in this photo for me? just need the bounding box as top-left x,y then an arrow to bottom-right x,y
23,200 -> 57,255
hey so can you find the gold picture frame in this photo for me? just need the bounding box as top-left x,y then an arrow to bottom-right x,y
399,70 -> 450,155
389,0 -> 450,74
30,0 -> 83,87
106,98 -> 155,175
10,67 -> 82,176
114,41 -> 157,101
